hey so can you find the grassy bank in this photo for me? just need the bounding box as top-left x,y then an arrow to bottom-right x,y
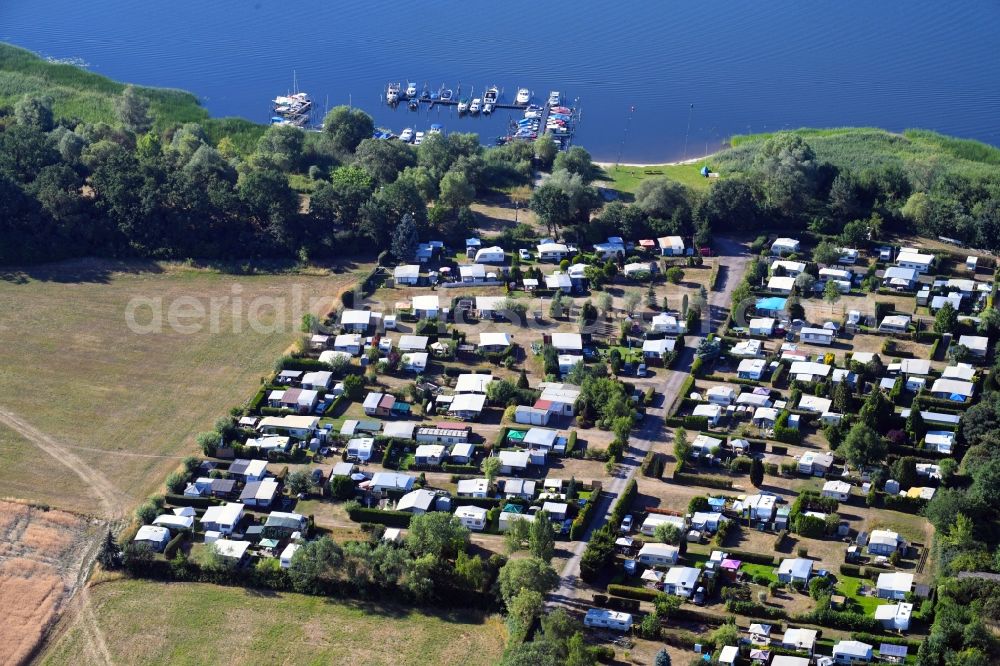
721,126 -> 1000,182
0,42 -> 266,151
41,579 -> 506,666
598,161 -> 714,194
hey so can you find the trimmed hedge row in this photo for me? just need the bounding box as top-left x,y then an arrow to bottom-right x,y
164,494 -> 222,508
569,480 -> 603,540
672,472 -> 733,489
346,506 -> 412,527
726,600 -> 787,619
796,609 -> 881,633
607,584 -> 663,602
442,463 -> 480,474
723,549 -> 777,566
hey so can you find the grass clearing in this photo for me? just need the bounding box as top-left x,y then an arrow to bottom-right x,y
41,579 -> 506,666
597,162 -> 714,194
0,260 -> 369,514
836,574 -> 883,615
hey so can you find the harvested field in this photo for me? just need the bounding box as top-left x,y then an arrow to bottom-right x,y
40,579 -> 506,666
0,260 -> 371,515
0,501 -> 102,666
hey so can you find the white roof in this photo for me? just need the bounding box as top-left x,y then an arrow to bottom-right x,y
823,480 -> 852,495
542,501 -> 568,515
455,373 -> 495,394
692,434 -> 722,451
782,627 -> 818,649
958,335 -> 988,352
930,378 -> 974,397
475,295 -> 506,311
642,338 -> 675,354
414,444 -> 446,458
663,566 -> 700,586
450,393 -> 486,413
402,351 -> 428,369
457,478 -> 489,495
411,294 -> 439,311
623,262 -> 653,274
753,407 -> 779,421
398,335 -> 429,351
213,539 -> 251,560
394,264 -> 420,279
771,658 -> 810,666
454,505 -> 487,520
318,350 -> 353,364
383,421 -> 417,439
693,403 -> 722,418
280,543 -> 301,562
539,384 -> 581,403
798,395 -> 832,413
370,472 -> 414,490
478,332 -> 512,348
772,237 -> 800,249
638,542 -> 679,559
341,310 -> 372,326
883,267 -> 917,282
707,386 -> 737,399
773,259 -> 806,273
498,450 -> 530,467
202,502 -> 244,527
537,242 -> 568,253
719,646 -> 739,664
789,361 -> 832,378
750,317 -> 776,330
801,327 -> 833,338
475,246 -> 505,261
461,264 -> 487,278
869,529 -> 900,547
657,235 -> 684,250
135,525 -> 170,543
524,427 -> 559,448
896,251 -> 933,265
833,641 -> 873,658
899,359 -> 931,375
737,392 -> 771,407
397,488 -> 437,512
550,332 -> 583,351
768,276 -> 796,291
334,333 -> 362,348
738,358 -> 767,373
545,273 -> 572,290
879,314 -> 912,329
642,514 -> 685,530
942,364 -> 975,381
778,558 -> 813,579
877,571 -> 914,592
347,437 -> 374,453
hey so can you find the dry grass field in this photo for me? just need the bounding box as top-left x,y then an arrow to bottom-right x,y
0,260 -> 370,516
0,501 -> 102,666
40,579 -> 506,666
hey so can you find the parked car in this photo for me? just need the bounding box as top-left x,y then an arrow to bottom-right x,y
620,514 -> 633,533
636,364 -> 647,377
519,249 -> 532,261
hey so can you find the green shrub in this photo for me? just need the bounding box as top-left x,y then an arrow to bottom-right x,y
672,472 -> 733,489
607,584 -> 664,602
346,506 -> 412,527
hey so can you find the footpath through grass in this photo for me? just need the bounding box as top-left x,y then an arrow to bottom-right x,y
41,579 -> 506,666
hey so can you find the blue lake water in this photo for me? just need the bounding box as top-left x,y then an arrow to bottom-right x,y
3,1 -> 999,162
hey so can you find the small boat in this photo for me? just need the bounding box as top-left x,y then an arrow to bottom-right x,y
457,98 -> 469,113
420,85 -> 431,100
414,131 -> 425,146
440,89 -> 453,101
547,90 -> 561,106
405,82 -> 418,99
516,88 -> 531,105
408,99 -> 419,111
551,106 -> 571,114
399,127 -> 414,143
429,123 -> 444,135
386,83 -> 401,104
483,86 -> 499,114
523,109 -> 541,119
469,98 -> 482,114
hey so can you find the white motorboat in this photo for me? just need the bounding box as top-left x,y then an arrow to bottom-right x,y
516,88 -> 531,105
457,99 -> 469,113
414,131 -> 425,146
386,83 -> 401,104
469,98 -> 482,114
399,127 -> 414,143
405,82 -> 418,99
547,90 -> 561,106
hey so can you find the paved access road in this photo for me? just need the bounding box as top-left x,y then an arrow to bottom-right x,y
550,237 -> 750,609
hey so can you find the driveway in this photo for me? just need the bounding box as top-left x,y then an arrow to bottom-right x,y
548,236 -> 750,608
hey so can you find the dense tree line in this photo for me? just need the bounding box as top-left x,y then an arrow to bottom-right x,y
0,94 -> 535,264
